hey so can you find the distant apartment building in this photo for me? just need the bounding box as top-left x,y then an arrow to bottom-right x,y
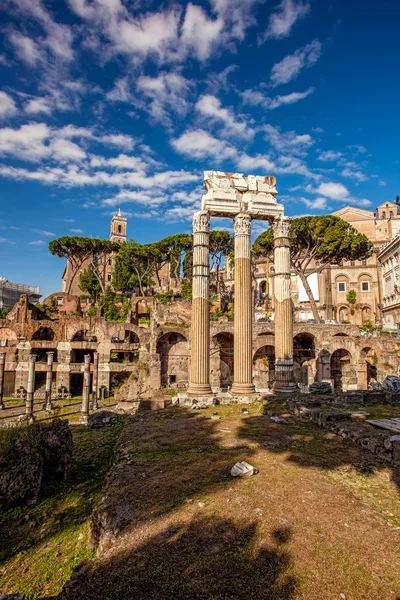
0,277 -> 41,310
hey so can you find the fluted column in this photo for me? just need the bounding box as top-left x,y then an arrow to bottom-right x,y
188,210 -> 212,396
80,354 -> 91,423
0,352 -> 5,409
273,217 -> 296,393
91,351 -> 99,410
26,354 -> 36,420
44,351 -> 54,411
231,213 -> 255,396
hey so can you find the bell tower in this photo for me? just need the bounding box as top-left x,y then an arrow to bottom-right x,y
110,209 -> 127,244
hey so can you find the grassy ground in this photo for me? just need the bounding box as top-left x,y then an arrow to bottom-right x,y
62,401 -> 400,600
0,417 -> 125,599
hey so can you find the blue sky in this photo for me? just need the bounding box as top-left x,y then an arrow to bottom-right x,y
0,0 -> 399,298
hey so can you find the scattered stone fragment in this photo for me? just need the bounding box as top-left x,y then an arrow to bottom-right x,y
242,408 -> 249,414
270,416 -> 288,424
230,461 -> 259,477
309,382 -> 333,394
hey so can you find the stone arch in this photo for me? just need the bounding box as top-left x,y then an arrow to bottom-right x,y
331,348 -> 352,391
360,346 -> 377,387
156,332 -> 189,388
210,332 -> 234,390
338,306 -> 349,322
254,333 -> 275,354
71,330 -> 97,342
259,280 -> 266,296
124,330 -> 140,344
293,333 -> 316,386
253,345 -> 275,389
32,327 -> 56,341
361,305 -> 371,321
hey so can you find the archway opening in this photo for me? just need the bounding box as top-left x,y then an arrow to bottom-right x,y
32,327 -> 55,341
72,330 -> 97,342
156,332 -> 189,388
211,333 -> 234,390
331,349 -> 352,391
293,333 -> 316,386
361,346 -> 377,386
125,330 -> 140,344
32,348 -> 58,362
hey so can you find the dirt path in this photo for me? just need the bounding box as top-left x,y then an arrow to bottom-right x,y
62,401 -> 400,600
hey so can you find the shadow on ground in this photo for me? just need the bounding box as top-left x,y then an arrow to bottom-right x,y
58,519 -> 297,600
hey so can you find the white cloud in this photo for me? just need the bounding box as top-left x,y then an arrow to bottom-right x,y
24,97 -> 52,115
236,152 -> 275,172
269,87 -> 314,109
240,89 -> 271,109
36,229 -> 55,236
28,240 -> 46,245
0,92 -> 17,119
379,180 -> 387,187
261,0 -> 310,41
136,72 -> 193,125
196,94 -> 253,139
318,150 -> 342,161
50,138 -> 86,162
8,32 -> 43,66
314,181 -> 349,200
340,167 -> 367,182
171,128 -> 237,160
263,124 -> 314,155
181,4 -> 223,61
270,40 -> 321,87
0,237 -> 16,244
313,127 -> 324,133
301,196 -> 328,210
98,134 -> 135,151
70,228 -> 84,233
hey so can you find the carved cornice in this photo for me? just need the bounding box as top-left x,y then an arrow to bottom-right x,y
234,213 -> 251,236
193,210 -> 210,233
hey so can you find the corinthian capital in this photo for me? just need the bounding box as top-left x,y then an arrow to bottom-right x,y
272,216 -> 291,239
193,210 -> 210,233
234,213 -> 251,236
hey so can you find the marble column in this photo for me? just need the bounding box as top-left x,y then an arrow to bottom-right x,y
231,213 -> 256,396
0,352 -> 5,409
44,351 -> 54,411
273,217 -> 296,393
91,351 -> 99,410
80,354 -> 91,423
187,210 -> 212,396
26,354 -> 36,420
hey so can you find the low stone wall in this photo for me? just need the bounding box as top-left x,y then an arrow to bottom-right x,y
287,396 -> 400,465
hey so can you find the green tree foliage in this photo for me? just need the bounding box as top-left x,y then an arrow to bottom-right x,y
252,215 -> 373,323
0,308 -> 11,319
99,285 -> 124,321
79,264 -> 101,302
209,230 -> 234,291
181,280 -> 192,300
112,241 -> 162,296
183,247 -> 193,279
346,289 -> 357,306
49,237 -> 118,294
157,233 -> 192,281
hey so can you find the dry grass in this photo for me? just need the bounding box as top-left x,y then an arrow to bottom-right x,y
63,401 -> 400,600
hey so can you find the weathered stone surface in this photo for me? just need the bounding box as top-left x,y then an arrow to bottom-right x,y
309,382 -> 332,394
88,410 -> 119,429
0,419 -> 73,507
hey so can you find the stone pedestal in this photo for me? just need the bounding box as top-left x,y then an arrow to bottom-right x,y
187,211 -> 212,396
44,351 -> 54,411
0,352 -> 5,409
273,217 -> 296,393
231,213 -> 255,396
80,354 -> 91,424
26,354 -> 36,420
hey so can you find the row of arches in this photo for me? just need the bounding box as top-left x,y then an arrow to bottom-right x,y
0,327 -> 142,344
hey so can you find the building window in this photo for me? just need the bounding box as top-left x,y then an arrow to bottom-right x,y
361,281 -> 370,292
108,258 -> 112,266
350,260 -> 355,266
382,211 -> 386,218
107,273 -> 112,282
118,225 -> 122,234
362,259 -> 367,266
390,211 -> 393,218
338,282 -> 346,292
